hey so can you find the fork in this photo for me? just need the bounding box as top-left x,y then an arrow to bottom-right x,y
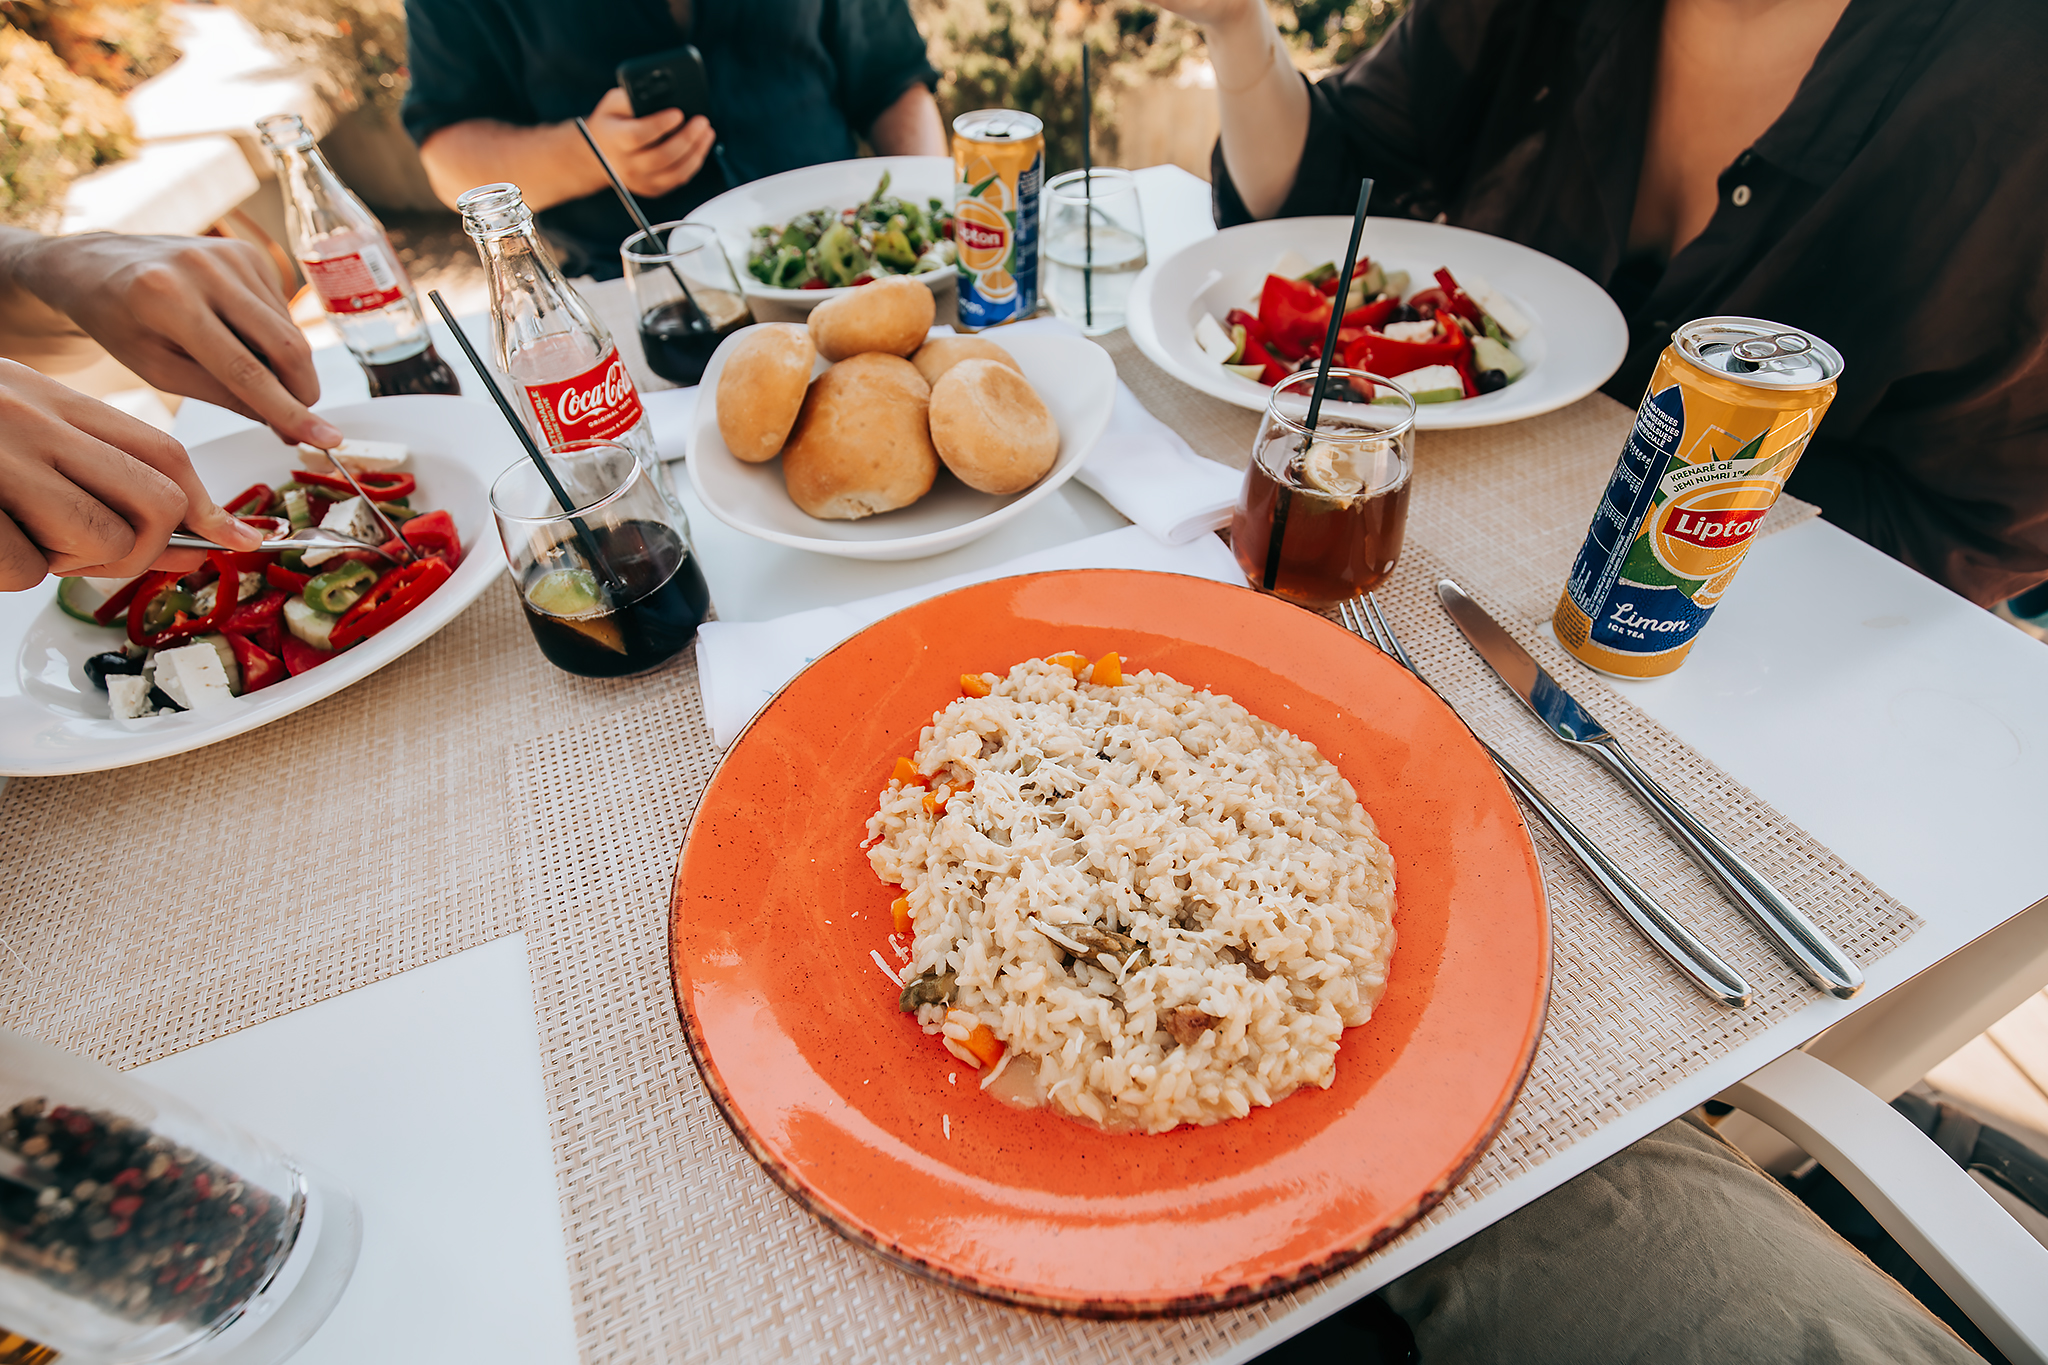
1340,594 -> 1753,1008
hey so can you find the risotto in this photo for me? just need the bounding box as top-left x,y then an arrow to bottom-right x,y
865,654 -> 1397,1134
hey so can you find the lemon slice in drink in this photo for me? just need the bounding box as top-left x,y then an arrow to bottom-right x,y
1301,441 -> 1368,498
527,568 -> 627,654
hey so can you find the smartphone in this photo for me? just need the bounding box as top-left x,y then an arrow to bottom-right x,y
617,45 -> 711,120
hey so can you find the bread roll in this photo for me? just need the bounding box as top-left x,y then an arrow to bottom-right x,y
910,335 -> 1021,388
927,359 -> 1060,495
806,275 -> 935,361
781,353 -> 937,519
715,324 -> 815,462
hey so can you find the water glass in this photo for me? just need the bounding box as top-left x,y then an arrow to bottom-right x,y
1043,169 -> 1148,335
492,440 -> 713,678
621,221 -> 752,387
1230,369 -> 1417,608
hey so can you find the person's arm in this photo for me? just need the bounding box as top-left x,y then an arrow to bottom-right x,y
867,82 -> 947,157
1156,0 -> 1308,219
418,88 -> 718,212
0,229 -> 337,449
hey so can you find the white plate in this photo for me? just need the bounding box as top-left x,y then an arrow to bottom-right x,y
688,326 -> 1115,561
685,156 -> 958,314
0,396 -> 525,776
1125,216 -> 1628,429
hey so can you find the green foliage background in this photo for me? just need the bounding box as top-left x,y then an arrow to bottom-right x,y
912,0 -> 1409,174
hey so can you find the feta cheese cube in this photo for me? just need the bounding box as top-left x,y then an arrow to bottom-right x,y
1379,319 -> 1440,343
300,495 -> 383,566
155,642 -> 236,712
107,674 -> 154,720
299,437 -> 409,474
1456,272 -> 1532,340
1195,313 -> 1238,364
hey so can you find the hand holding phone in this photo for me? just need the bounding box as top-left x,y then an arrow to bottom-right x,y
582,87 -> 715,200
617,45 -> 712,120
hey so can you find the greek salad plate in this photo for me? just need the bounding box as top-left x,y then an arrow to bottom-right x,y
0,395 -> 522,776
688,325 -> 1115,561
1125,216 -> 1627,429
685,155 -> 958,315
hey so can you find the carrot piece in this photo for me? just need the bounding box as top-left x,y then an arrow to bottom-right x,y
890,896 -> 913,933
960,673 -> 992,698
922,789 -> 945,815
964,1024 -> 1005,1069
1048,652 -> 1088,677
891,756 -> 924,786
1092,651 -> 1123,686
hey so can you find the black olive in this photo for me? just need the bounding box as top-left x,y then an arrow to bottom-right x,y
148,686 -> 181,712
1475,368 -> 1509,394
82,651 -> 143,691
1391,304 -> 1421,324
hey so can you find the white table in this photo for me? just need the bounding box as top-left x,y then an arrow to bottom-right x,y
166,165 -> 2048,1362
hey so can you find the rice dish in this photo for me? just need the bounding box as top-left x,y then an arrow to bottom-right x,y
865,656 -> 1397,1134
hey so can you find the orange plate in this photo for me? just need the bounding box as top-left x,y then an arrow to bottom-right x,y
669,571 -> 1549,1316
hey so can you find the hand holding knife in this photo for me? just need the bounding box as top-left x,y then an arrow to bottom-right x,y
1437,578 -> 1863,999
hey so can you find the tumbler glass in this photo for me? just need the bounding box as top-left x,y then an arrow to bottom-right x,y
492,440 -> 713,677
0,1028 -> 360,1365
1043,169 -> 1147,335
1230,369 -> 1417,608
620,222 -> 752,387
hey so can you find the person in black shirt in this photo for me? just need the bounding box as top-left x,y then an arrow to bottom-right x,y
1161,0 -> 2048,609
402,0 -> 945,279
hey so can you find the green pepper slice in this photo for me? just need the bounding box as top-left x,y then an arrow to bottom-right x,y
303,561 -> 377,615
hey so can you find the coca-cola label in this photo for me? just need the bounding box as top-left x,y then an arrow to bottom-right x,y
522,349 -> 644,447
303,249 -> 403,315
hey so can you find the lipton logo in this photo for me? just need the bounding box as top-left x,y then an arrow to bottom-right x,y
956,217 -> 1006,253
557,359 -> 633,425
1660,504 -> 1764,550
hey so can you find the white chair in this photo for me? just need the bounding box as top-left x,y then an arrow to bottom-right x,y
1717,896 -> 2048,1365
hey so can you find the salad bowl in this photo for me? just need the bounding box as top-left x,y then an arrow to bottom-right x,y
1126,216 -> 1628,429
684,156 -> 958,318
0,395 -> 522,776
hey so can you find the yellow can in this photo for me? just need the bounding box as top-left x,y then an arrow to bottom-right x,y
1553,317 -> 1842,677
951,109 -> 1043,328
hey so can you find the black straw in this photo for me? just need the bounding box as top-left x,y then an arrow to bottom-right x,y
427,289 -> 622,592
573,117 -> 710,332
1081,44 -> 1093,330
1261,176 -> 1375,592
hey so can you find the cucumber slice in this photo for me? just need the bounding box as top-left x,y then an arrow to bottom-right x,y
56,577 -> 109,624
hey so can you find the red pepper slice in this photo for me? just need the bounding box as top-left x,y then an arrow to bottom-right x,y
91,576 -> 146,626
1432,268 -> 1486,324
222,631 -> 287,693
222,588 -> 288,657
1224,308 -> 1268,346
292,468 -> 418,500
280,634 -> 336,677
223,483 -> 274,518
1257,274 -> 1331,361
1341,297 -> 1401,330
129,551 -> 244,648
266,564 -> 313,595
327,557 -> 452,650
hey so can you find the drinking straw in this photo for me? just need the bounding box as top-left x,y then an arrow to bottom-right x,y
1261,176 -> 1375,592
572,117 -> 709,332
1081,44 -> 1094,330
427,289 -> 623,593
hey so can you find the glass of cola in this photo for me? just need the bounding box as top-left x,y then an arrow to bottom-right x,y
621,222 -> 752,387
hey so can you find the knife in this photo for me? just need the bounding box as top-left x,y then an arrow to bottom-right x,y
1436,578 -> 1863,1000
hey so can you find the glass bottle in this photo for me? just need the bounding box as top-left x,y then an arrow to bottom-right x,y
0,1028 -> 359,1364
456,183 -> 668,506
255,113 -> 461,399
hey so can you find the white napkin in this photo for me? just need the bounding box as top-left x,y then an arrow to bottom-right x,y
641,386 -> 699,462
694,524 -> 1247,748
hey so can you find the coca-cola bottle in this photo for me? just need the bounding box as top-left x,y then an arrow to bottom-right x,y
256,113 -> 461,398
456,182 -> 668,504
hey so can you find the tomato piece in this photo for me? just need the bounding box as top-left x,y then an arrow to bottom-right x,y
398,509 -> 461,566
280,633 -> 336,676
222,631 -> 287,693
222,588 -> 288,657
327,556 -> 452,650
292,468 -> 417,500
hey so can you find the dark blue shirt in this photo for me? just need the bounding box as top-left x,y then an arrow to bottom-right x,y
402,0 -> 938,278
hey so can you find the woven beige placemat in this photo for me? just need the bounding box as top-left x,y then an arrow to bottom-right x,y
505,560 -> 1914,1364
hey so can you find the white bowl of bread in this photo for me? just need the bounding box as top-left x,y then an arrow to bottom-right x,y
690,277 -> 1116,561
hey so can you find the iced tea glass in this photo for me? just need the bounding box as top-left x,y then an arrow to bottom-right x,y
491,441 -> 713,678
1230,369 -> 1417,608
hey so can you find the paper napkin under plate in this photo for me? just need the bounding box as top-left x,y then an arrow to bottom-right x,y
694,524 -> 1246,748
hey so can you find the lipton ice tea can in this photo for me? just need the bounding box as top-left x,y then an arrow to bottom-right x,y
952,109 -> 1044,329
1553,317 -> 1843,677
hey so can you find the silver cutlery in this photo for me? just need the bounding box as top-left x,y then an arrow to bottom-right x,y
1435,578 -> 1862,999
167,528 -> 397,561
1339,594 -> 1753,1007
